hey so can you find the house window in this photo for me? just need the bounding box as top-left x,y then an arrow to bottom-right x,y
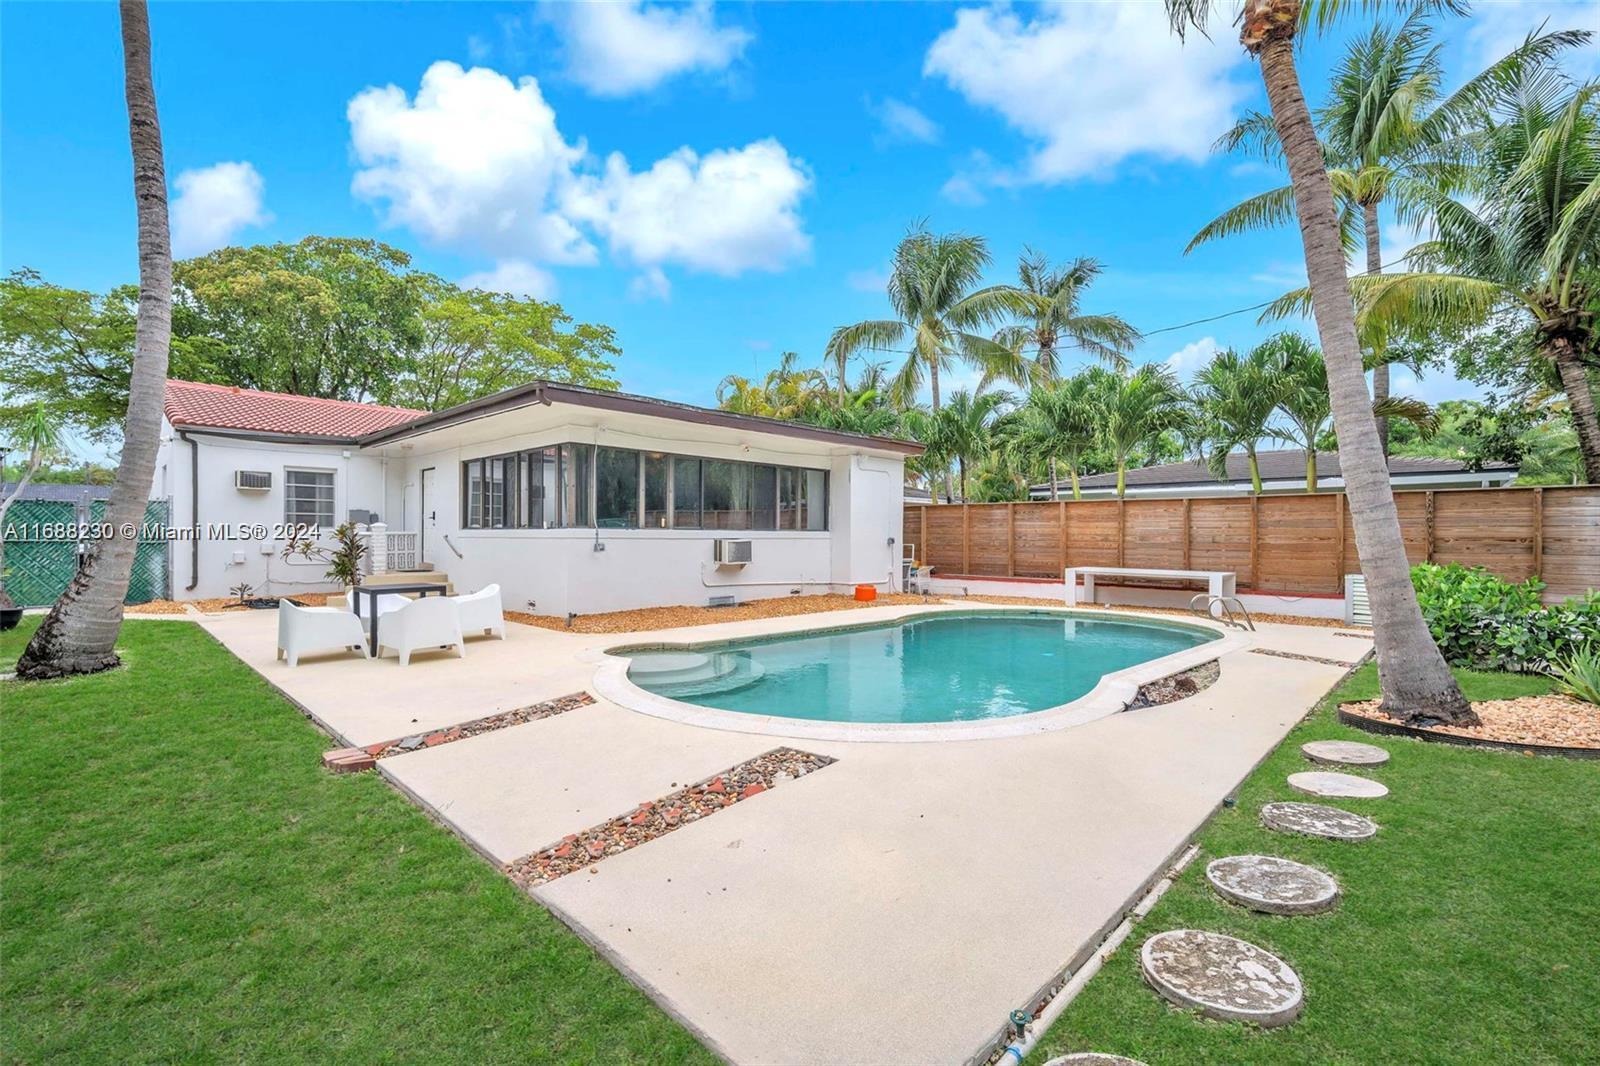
284,468 -> 335,531
460,446 -> 827,532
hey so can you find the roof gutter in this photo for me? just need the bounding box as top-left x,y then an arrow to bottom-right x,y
170,424 -> 363,446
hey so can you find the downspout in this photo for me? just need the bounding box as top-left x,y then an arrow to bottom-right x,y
179,430 -> 199,592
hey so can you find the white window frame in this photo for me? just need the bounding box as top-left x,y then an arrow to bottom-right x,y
283,467 -> 337,532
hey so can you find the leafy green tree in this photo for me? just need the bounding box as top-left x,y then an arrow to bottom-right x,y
716,352 -> 825,419
396,277 -> 618,409
1013,372 -> 1104,500
1263,333 -> 1336,490
1389,398 -> 1583,485
824,225 -> 1034,414
1090,363 -> 1190,499
0,403 -> 63,608
932,389 -> 1009,503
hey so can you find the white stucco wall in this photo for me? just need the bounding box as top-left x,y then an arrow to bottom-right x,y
157,410 -> 909,614
155,419 -> 388,599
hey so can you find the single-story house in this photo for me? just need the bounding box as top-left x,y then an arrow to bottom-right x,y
153,379 -> 921,615
1027,447 -> 1518,499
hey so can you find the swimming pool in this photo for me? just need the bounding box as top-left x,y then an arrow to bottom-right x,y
621,610 -> 1220,726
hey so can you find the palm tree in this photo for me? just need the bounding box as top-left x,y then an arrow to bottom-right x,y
1015,372 -> 1104,500
1190,344 -> 1283,493
934,389 -> 1009,503
1191,20 -> 1581,457
1264,333 -> 1335,490
994,250 -> 1140,382
17,1 -> 173,680
1324,65 -> 1600,483
1165,0 -> 1474,726
1092,364 -> 1191,499
824,225 -> 1034,416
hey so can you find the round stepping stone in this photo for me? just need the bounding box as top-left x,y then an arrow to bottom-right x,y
1288,770 -> 1388,799
1043,1056 -> 1147,1066
1260,801 -> 1378,841
1302,739 -> 1389,768
1206,854 -> 1340,915
1140,929 -> 1303,1028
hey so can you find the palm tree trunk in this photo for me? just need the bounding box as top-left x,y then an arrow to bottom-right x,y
1363,201 -> 1390,457
1069,465 -> 1081,501
1247,448 -> 1263,494
1305,450 -> 1317,493
1049,456 -> 1060,500
1251,17 -> 1473,725
1553,346 -> 1600,483
16,0 -> 172,680
1115,463 -> 1126,499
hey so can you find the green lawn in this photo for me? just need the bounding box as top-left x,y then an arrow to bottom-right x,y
1027,663 -> 1600,1065
1,617 -> 714,1064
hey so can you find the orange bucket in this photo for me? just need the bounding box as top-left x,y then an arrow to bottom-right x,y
854,584 -> 877,602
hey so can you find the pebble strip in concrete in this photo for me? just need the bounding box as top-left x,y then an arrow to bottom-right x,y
366,692 -> 595,758
1140,929 -> 1304,1028
506,747 -> 835,887
1206,855 -> 1340,915
1248,648 -> 1359,668
1302,739 -> 1390,767
1260,801 -> 1379,841
1287,770 -> 1389,799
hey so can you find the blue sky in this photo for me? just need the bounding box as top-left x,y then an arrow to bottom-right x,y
5,0 -> 1598,441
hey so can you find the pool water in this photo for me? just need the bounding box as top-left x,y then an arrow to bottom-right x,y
624,611 -> 1217,725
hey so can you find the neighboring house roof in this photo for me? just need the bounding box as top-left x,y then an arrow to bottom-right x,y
1,481 -> 114,505
164,380 -> 426,438
1030,448 -> 1516,493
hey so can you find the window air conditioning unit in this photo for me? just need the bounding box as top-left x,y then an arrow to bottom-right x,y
234,470 -> 272,492
714,539 -> 753,565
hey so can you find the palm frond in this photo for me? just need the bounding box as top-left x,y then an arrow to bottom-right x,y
1186,184 -> 1298,253
1373,393 -> 1440,437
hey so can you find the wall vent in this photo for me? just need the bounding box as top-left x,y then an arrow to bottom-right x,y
1344,574 -> 1371,626
234,470 -> 272,491
707,594 -> 737,608
713,539 -> 753,565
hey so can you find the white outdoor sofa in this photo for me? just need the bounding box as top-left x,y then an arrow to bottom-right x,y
376,595 -> 466,666
277,599 -> 369,667
1064,566 -> 1236,608
454,583 -> 506,640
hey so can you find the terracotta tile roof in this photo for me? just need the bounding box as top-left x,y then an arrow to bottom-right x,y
163,380 -> 426,438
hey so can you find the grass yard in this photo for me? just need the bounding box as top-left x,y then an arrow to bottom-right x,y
1027,662 -> 1600,1065
0,618 -> 714,1064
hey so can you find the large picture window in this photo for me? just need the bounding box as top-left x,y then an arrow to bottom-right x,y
461,444 -> 826,532
284,468 -> 335,530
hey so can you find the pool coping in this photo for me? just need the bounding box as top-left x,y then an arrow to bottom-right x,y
591,604 -> 1252,743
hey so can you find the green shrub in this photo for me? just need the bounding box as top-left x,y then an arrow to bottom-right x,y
1411,562 -> 1600,673
1553,645 -> 1600,706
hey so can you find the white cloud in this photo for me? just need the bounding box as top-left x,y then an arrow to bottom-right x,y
544,0 -> 750,97
629,267 -> 673,301
460,259 -> 557,299
170,161 -> 270,257
870,97 -> 941,145
348,62 -> 811,288
924,4 -> 1249,186
348,61 -> 595,265
567,139 -> 811,276
1461,1 -> 1599,81
1165,335 -> 1222,379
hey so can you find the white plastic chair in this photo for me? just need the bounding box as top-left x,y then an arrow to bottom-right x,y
454,583 -> 506,640
377,595 -> 466,666
277,599 -> 369,667
343,587 -> 410,629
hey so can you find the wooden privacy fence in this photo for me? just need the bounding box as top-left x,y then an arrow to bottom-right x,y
903,485 -> 1600,602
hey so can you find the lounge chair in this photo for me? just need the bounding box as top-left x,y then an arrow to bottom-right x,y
343,587 -> 410,628
454,583 -> 506,640
277,599 -> 369,667
377,595 -> 466,666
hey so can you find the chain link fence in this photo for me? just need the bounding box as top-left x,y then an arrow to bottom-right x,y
1,497 -> 171,607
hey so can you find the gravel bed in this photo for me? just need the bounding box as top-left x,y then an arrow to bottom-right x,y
1128,660 -> 1220,709
1342,695 -> 1600,749
365,692 -> 594,758
506,747 -> 835,887
1249,647 -> 1359,667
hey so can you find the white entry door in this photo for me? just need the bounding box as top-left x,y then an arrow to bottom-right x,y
419,467 -> 438,565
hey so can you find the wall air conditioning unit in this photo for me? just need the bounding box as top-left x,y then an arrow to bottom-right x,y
714,539 -> 753,566
1344,573 -> 1372,626
234,470 -> 272,492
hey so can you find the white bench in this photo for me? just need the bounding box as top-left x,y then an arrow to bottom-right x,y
1064,566 -> 1236,608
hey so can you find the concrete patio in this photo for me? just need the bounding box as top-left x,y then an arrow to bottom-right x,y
198,603 -> 1370,1065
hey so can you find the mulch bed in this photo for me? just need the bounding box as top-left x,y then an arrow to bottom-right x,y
506,747 -> 835,887
1128,660 -> 1220,709
1341,695 -> 1600,753
365,692 -> 594,758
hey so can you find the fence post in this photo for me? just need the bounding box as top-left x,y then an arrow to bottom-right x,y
1007,503 -> 1016,576
1249,495 -> 1260,590
1117,498 -> 1126,567
1424,491 -> 1435,563
1532,487 -> 1543,580
920,506 -> 928,566
1058,500 -> 1068,574
1182,498 -> 1191,570
962,506 -> 970,575
1334,493 -> 1346,593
